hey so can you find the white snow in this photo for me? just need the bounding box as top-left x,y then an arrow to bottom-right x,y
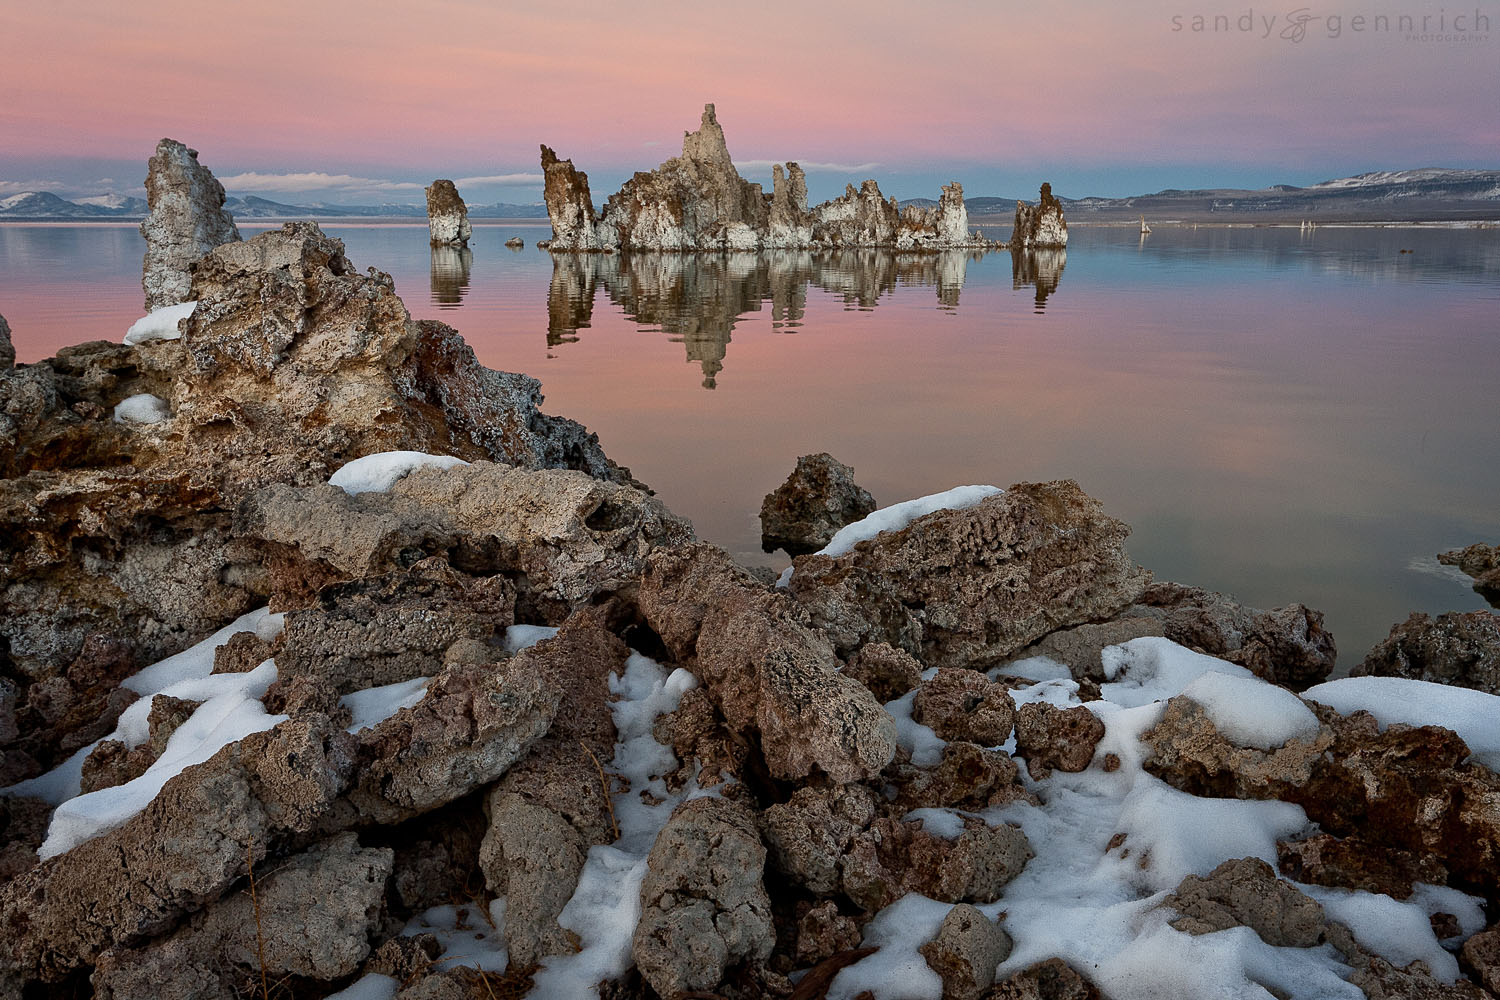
1300,884 -> 1459,981
125,606 -> 285,695
341,676 -> 430,733
778,485 -> 1002,586
327,450 -> 469,495
993,654 -> 1074,682
828,894 -> 949,999
401,899 -> 509,973
322,974 -> 398,1000
1178,671 -> 1320,750
884,687 -> 948,767
123,300 -> 196,344
1100,637 -> 1254,708
1301,675 -> 1500,769
112,393 -> 171,425
504,624 -> 559,654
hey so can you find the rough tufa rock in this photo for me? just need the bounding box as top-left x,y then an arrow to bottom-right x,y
632,797 -> 774,998
542,104 -> 998,251
919,903 -> 1012,1000
911,668 -> 1016,747
139,138 -> 241,310
787,480 -> 1150,670
1353,610 -> 1500,695
1012,182 -> 1068,250
986,958 -> 1104,999
1013,701 -> 1106,779
1439,543 -> 1500,607
1164,857 -> 1327,947
0,312 -> 13,369
760,452 -> 877,555
425,179 -> 472,248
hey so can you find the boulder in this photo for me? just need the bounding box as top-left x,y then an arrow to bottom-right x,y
139,138 -> 241,310
1164,857 -> 1327,947
986,958 -> 1104,999
1013,702 -> 1106,779
0,312 -> 12,369
920,903 -> 1012,1000
1354,610 -> 1500,695
1440,543 -> 1500,607
1011,182 -> 1068,250
843,641 -> 924,702
912,668 -> 1017,747
794,900 -> 862,966
759,452 -> 876,556
424,179 -> 471,248
636,542 -> 897,782
1132,581 -> 1337,690
90,833 -> 391,999
632,797 -> 774,998
787,480 -> 1149,670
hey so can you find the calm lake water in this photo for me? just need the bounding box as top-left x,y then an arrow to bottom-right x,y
4,221 -> 1499,664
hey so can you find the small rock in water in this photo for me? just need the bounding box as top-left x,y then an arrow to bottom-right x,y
1439,543 -> 1500,608
759,452 -> 876,556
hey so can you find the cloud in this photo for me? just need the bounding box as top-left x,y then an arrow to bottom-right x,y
453,173 -> 544,186
216,171 -> 426,194
735,159 -> 881,174
0,179 -> 67,195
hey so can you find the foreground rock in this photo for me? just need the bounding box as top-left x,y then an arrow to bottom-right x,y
787,480 -> 1149,669
1354,610 -> 1500,695
633,797 -> 774,997
139,138 -> 241,310
1439,544 -> 1500,607
0,312 -> 12,369
1012,182 -> 1069,249
425,179 -> 471,247
543,104 -> 1003,251
759,451 -> 876,555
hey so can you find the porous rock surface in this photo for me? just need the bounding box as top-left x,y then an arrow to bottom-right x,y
759,451 -> 876,555
139,138 -> 241,310
424,179 -> 472,247
1354,609 -> 1500,694
1440,543 -> 1500,607
632,796 -> 774,998
920,903 -> 1012,1000
787,479 -> 1150,669
1013,701 -> 1106,779
543,104 -> 1002,251
1165,857 -> 1328,947
1012,182 -> 1069,249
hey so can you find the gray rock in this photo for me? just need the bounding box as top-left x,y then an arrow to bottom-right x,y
425,180 -> 471,247
759,452 -> 876,556
139,139 -> 240,310
91,833 -> 391,999
919,904 -> 1012,1000
1165,857 -> 1327,948
788,480 -> 1150,671
633,797 -> 774,998
761,784 -> 879,895
1014,616 -> 1166,682
479,791 -> 588,967
0,312 -> 13,369
1354,610 -> 1500,695
1012,183 -> 1068,249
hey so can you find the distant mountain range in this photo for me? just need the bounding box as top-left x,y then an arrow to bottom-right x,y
3,169 -> 1496,223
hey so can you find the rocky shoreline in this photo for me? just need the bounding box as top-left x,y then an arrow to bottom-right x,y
2,146 -> 1500,1000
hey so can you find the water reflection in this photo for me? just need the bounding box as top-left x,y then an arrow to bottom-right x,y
429,246 -> 472,308
548,249 -> 1044,387
1011,249 -> 1067,313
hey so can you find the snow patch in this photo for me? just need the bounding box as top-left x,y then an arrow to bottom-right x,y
1100,637 -> 1253,708
341,677 -> 431,733
123,300 -> 195,344
1178,671 -> 1320,750
1301,676 -> 1500,769
328,450 -> 470,495
112,393 -> 171,425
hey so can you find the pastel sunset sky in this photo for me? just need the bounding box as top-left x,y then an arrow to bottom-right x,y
2,0 -> 1495,205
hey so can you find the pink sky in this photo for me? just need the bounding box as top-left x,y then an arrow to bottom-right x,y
2,1 -> 1495,200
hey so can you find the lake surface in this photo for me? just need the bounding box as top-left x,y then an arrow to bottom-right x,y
4,221 -> 1499,664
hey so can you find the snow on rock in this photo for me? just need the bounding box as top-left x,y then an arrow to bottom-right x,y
327,450 -> 470,495
1100,636 -> 1254,708
401,900 -> 509,972
39,659 -> 285,858
125,606 -> 285,695
1301,675 -> 1500,768
341,677 -> 431,733
508,652 -> 701,999
111,393 -> 171,425
1299,884 -> 1459,981
504,624 -> 559,654
123,300 -> 196,345
884,686 -> 948,768
827,894 -> 949,999
778,485 -> 1001,586
322,974 -> 399,1000
1178,671 -> 1320,750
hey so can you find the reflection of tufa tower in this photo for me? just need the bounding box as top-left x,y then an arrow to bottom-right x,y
428,246 -> 472,307
1011,248 -> 1068,312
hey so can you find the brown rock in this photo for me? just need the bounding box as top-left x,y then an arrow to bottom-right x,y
1461,925 -> 1500,995
896,742 -> 1032,812
759,452 -> 876,556
1440,543 -> 1500,607
636,542 -> 897,782
0,312 -> 13,369
843,642 -> 924,702
1164,857 -> 1327,947
920,904 -> 1012,1000
1276,832 -> 1447,899
912,669 -> 1016,747
1011,183 -> 1068,250
1134,581 -> 1336,690
787,481 -> 1149,671
1013,702 -> 1106,779
983,958 -> 1103,1000
0,795 -> 50,883
210,630 -> 273,674
651,685 -> 745,790
1354,610 -> 1500,695
795,900 -> 863,966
